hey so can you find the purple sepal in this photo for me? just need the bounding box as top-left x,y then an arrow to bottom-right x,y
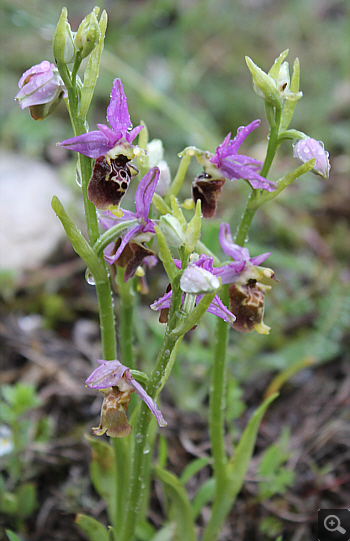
58,131 -> 111,159
219,223 -> 270,266
58,78 -> 143,158
99,166 -> 159,268
210,120 -> 277,192
135,168 -> 160,221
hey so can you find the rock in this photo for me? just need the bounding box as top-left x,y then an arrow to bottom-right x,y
0,150 -> 70,272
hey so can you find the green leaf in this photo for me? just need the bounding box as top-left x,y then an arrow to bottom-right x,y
191,478 -> 216,520
79,10 -> 108,120
157,435 -> 168,469
93,220 -> 139,255
154,466 -> 196,541
75,514 -> 109,541
180,457 -> 211,485
1,492 -> 18,515
280,57 -> 301,131
16,482 -> 38,519
154,226 -> 178,283
251,159 -> 316,209
227,393 -> 278,478
51,196 -> 105,283
149,523 -> 175,541
85,435 -> 117,527
201,394 -> 278,541
1,383 -> 41,417
6,531 -> 22,541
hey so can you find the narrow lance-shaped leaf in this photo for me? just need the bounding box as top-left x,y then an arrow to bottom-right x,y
51,196 -> 106,282
75,514 -> 109,541
280,57 -> 301,131
6,531 -> 22,541
84,435 -> 117,528
201,393 -> 278,541
154,225 -> 178,283
78,10 -> 108,120
154,466 -> 197,541
250,159 -> 316,210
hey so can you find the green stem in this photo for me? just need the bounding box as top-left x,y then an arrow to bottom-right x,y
58,67 -> 117,361
234,189 -> 259,246
115,267 -> 135,369
112,437 -> 131,531
209,286 -> 229,486
260,103 -> 281,178
166,154 -> 191,202
121,283 -> 183,541
235,103 -> 282,245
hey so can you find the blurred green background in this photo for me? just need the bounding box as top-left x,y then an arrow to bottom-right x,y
1,0 -> 349,156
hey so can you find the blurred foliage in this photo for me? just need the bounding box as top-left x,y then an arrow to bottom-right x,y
0,383 -> 52,533
1,0 -> 349,156
257,427 -> 295,500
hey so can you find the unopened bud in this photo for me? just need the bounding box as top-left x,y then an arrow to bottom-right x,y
185,199 -> 202,253
75,9 -> 100,60
159,214 -> 185,248
293,137 -> 330,179
52,8 -> 76,65
180,265 -> 220,295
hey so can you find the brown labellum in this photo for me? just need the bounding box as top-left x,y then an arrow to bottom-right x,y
92,388 -> 132,438
228,279 -> 265,333
192,173 -> 225,218
88,154 -> 138,209
110,238 -> 155,282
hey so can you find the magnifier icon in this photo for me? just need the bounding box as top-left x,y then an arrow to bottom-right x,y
324,515 -> 346,534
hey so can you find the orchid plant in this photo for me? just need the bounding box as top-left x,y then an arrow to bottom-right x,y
12,6 -> 330,541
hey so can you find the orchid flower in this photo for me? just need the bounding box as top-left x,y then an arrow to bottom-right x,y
59,78 -> 143,159
85,359 -> 166,438
99,166 -> 160,281
151,255 -> 236,325
59,78 -> 144,211
151,223 -> 274,334
217,223 -> 275,334
209,120 -> 277,192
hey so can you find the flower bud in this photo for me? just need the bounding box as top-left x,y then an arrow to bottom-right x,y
147,140 -> 171,196
185,199 -> 202,253
293,138 -> 330,179
159,214 -> 185,248
180,265 -> 220,295
52,8 -> 76,65
15,61 -> 67,120
75,9 -> 100,60
147,139 -> 164,166
246,50 -> 302,106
